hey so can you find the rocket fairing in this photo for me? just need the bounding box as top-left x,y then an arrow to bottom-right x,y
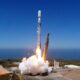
37,10 -> 41,49
38,10 -> 41,23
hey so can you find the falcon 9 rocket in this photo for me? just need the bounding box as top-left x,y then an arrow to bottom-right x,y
37,10 -> 41,49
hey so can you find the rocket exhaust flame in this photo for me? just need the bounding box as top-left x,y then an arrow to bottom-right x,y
36,46 -> 42,60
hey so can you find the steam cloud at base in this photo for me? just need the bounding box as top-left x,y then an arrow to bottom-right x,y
19,55 -> 52,75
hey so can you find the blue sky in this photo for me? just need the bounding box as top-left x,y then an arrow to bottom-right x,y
0,0 -> 80,49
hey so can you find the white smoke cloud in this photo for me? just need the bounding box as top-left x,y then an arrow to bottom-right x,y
19,55 -> 52,75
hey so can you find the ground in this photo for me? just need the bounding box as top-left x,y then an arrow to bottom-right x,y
0,59 -> 80,80
24,69 -> 80,80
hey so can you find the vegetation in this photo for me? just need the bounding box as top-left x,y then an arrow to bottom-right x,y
0,59 -> 21,67
0,59 -> 80,67
49,59 -> 80,67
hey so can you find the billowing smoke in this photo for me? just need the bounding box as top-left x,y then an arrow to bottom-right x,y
19,54 -> 52,75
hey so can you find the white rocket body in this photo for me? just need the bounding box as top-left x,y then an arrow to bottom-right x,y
37,10 -> 41,48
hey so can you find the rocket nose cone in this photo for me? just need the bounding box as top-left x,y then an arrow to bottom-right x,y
38,10 -> 41,17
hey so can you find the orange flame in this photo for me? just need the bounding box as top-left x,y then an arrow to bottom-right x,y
36,47 -> 42,60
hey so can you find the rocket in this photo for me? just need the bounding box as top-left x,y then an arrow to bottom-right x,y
37,10 -> 41,49
37,10 -> 49,62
